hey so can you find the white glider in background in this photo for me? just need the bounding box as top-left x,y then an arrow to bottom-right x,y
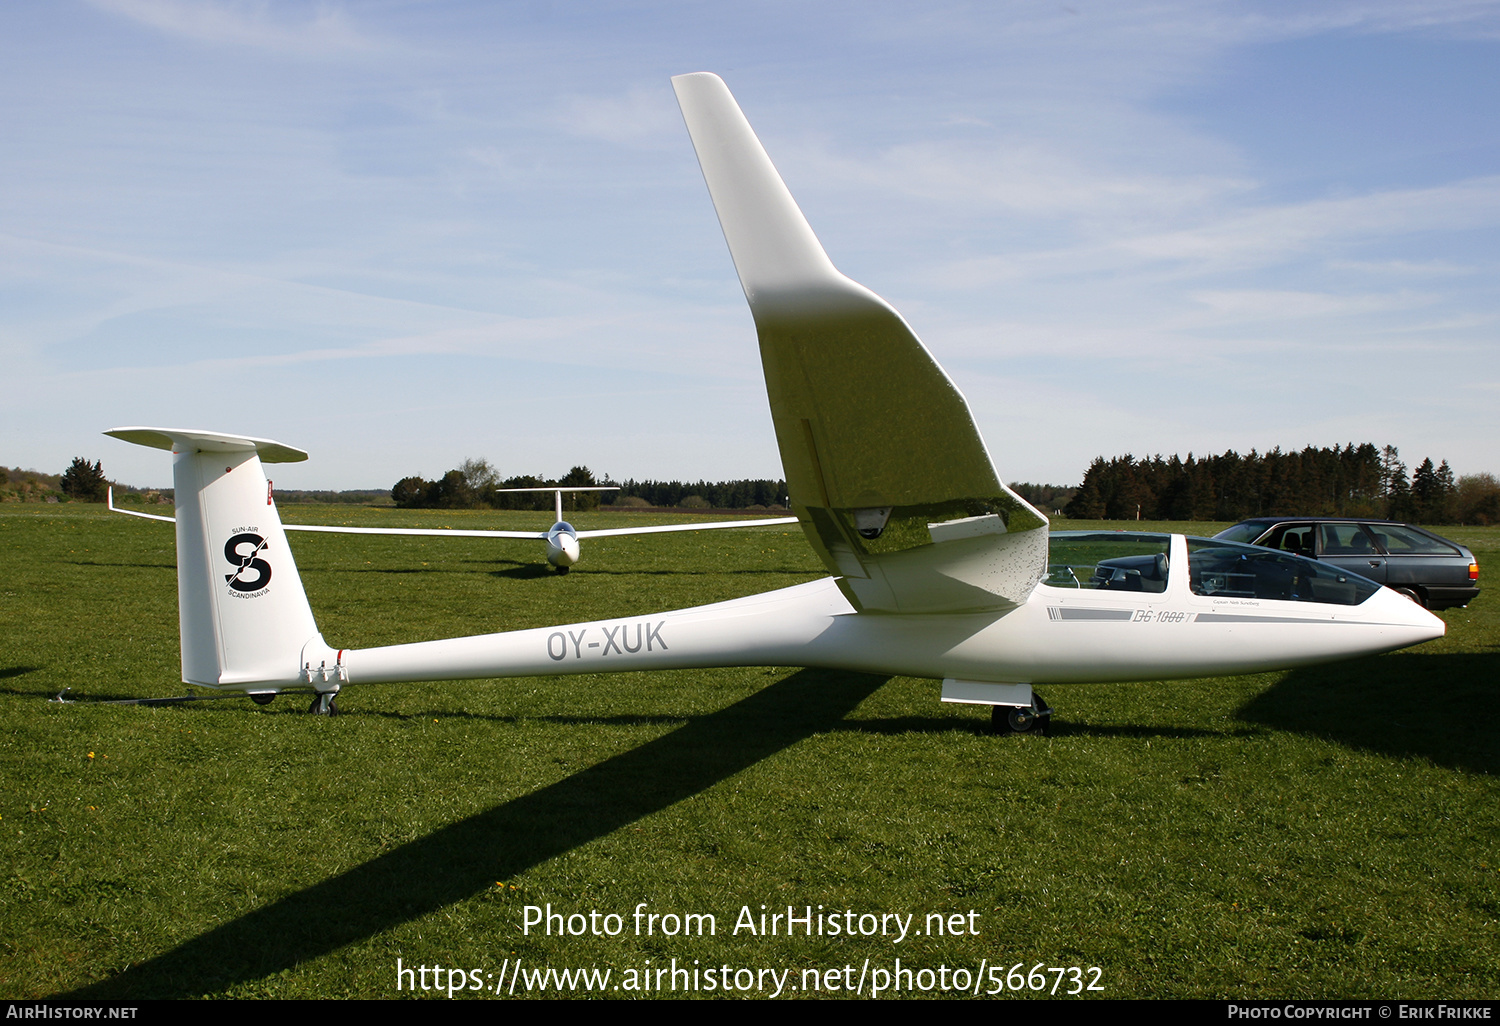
102,74 -> 1444,730
109,483 -> 795,572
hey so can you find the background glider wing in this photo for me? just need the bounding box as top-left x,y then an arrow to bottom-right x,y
672,73 -> 1047,613
575,516 -> 796,539
265,519 -> 798,541
106,487 -> 176,523
281,525 -> 545,540
109,490 -> 793,540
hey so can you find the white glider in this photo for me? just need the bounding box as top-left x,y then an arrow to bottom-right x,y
103,74 -> 1444,730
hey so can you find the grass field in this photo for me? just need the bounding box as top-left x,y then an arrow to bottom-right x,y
2,504 -> 1497,999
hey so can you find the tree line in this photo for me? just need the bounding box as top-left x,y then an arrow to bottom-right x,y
21,448 -> 1500,527
0,458 -> 109,504
392,459 -> 788,512
1063,444 -> 1500,525
611,477 -> 787,510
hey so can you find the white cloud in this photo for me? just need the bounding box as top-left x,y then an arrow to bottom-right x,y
801,138 -> 1252,224
86,0 -> 378,56
559,86 -> 683,147
927,175 -> 1500,291
1179,288 -> 1434,324
1114,177 -> 1500,269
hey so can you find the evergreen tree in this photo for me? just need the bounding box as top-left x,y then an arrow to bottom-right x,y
60,457 -> 107,502
1059,442 -> 1455,523
1434,460 -> 1456,523
1381,446 -> 1412,519
559,466 -> 600,512
1063,459 -> 1108,518
1411,458 -> 1440,523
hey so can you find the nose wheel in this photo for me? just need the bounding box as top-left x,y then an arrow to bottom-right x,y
991,692 -> 1051,735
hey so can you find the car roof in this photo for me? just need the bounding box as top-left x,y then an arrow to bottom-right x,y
1236,517 -> 1407,526
1225,517 -> 1472,553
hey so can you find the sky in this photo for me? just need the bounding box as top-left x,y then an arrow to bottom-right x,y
2,0 -> 1497,491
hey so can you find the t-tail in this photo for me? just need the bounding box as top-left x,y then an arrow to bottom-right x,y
105,428 -> 342,699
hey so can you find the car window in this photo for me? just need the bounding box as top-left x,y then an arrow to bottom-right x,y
1046,532 -> 1171,592
1214,522 -> 1268,545
1364,524 -> 1460,556
1261,523 -> 1315,555
1317,523 -> 1376,556
1187,538 -> 1379,605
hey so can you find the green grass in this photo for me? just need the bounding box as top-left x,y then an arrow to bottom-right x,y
2,505 -> 1497,999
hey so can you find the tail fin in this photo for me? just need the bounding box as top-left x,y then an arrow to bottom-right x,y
105,428 -> 337,690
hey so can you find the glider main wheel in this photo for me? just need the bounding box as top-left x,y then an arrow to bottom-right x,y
307,694 -> 340,716
1006,706 -> 1038,733
250,693 -> 276,706
991,692 -> 1051,736
992,706 -> 1047,736
556,566 -> 570,575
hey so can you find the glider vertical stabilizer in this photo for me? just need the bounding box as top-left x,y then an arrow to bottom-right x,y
672,72 -> 1047,614
104,428 -> 338,693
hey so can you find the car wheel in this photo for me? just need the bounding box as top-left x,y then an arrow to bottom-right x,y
1394,587 -> 1425,607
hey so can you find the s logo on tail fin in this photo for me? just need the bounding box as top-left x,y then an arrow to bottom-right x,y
224,533 -> 272,593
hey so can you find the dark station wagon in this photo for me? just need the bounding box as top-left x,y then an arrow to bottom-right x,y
1212,518 -> 1480,610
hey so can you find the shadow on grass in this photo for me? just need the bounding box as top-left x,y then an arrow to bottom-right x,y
487,562 -> 567,580
346,709 -> 708,727
562,568 -> 828,578
1238,650 -> 1500,776
326,710 -> 1240,740
63,667 -> 888,999
62,560 -> 176,570
310,560 -> 820,580
836,715 -> 1250,740
0,667 -> 61,701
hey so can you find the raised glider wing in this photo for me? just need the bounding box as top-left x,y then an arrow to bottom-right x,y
109,483 -> 796,572
101,74 -> 1444,730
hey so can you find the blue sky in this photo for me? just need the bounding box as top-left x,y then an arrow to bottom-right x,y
3,1 -> 1497,490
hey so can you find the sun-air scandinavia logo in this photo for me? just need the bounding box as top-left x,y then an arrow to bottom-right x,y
225,532 -> 272,596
